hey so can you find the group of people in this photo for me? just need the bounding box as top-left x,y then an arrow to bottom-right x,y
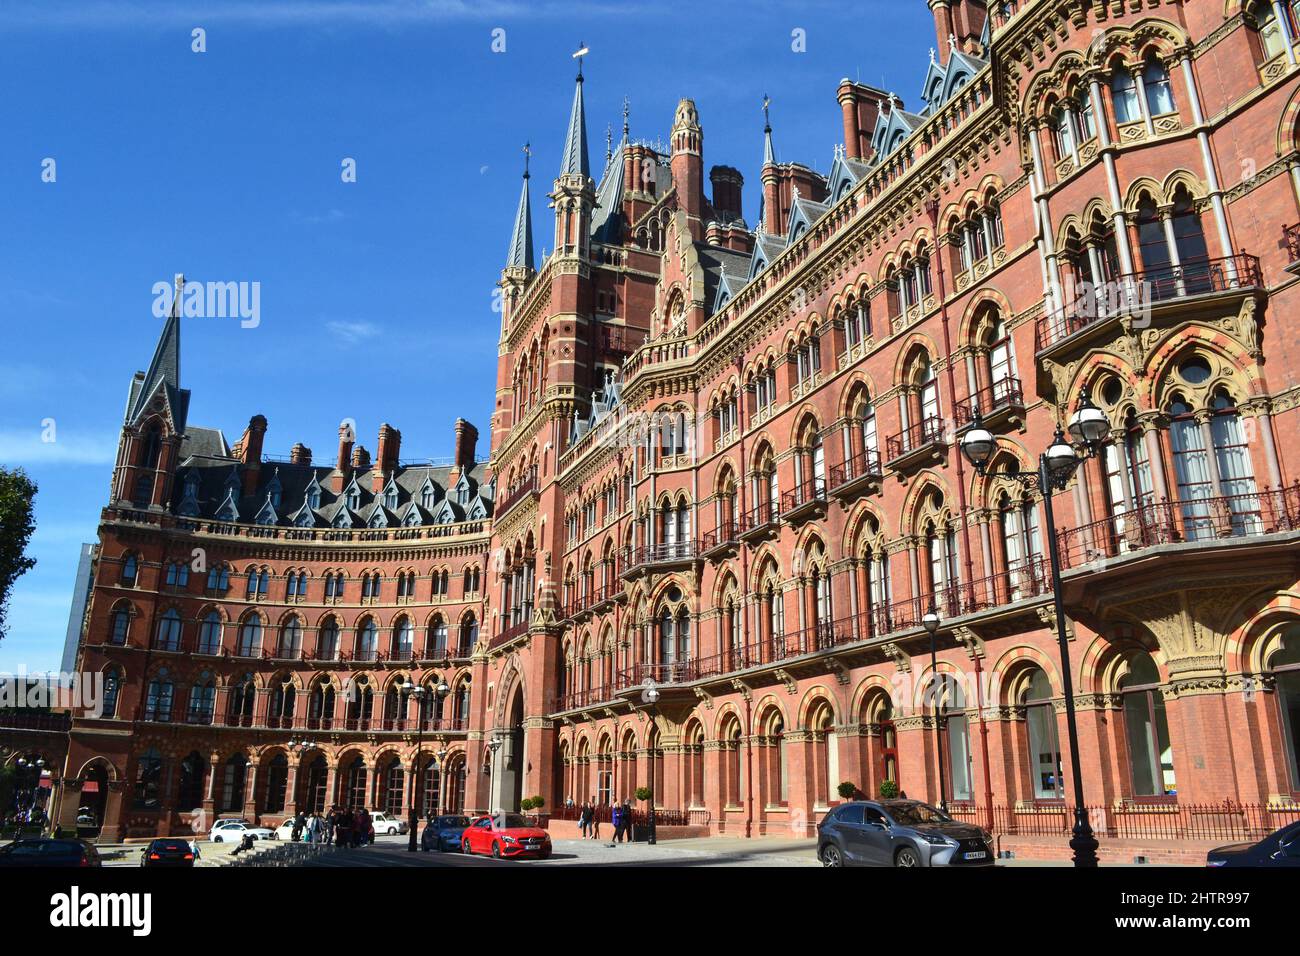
279,807 -> 376,847
574,798 -> 636,844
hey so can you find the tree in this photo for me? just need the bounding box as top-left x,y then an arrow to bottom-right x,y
0,467 -> 37,641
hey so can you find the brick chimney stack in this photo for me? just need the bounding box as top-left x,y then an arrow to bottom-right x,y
709,165 -> 744,222
290,443 -> 312,466
352,445 -> 371,471
237,415 -> 267,497
454,419 -> 479,471
374,424 -> 401,492
837,80 -> 891,161
333,421 -> 355,492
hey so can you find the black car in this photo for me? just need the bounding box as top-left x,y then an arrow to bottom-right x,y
817,799 -> 994,867
140,838 -> 197,867
0,838 -> 103,868
422,815 -> 472,852
1207,821 -> 1300,867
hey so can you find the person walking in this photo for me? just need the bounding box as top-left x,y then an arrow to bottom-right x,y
590,800 -> 602,841
577,801 -> 590,839
609,802 -> 622,847
336,807 -> 353,849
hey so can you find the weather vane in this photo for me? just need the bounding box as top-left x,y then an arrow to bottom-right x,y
573,41 -> 589,79
522,142 -> 531,179
762,93 -> 771,131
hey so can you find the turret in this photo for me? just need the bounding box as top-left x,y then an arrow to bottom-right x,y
671,98 -> 704,240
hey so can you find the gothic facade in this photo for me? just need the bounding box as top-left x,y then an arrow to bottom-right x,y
43,0 -> 1300,844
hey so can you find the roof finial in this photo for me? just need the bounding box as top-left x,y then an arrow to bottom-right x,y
606,124 -> 612,165
622,96 -> 630,140
573,40 -> 589,81
523,141 -> 531,180
762,93 -> 771,133
948,33 -> 957,52
929,46 -> 936,63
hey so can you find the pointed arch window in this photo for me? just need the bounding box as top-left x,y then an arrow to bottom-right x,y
144,676 -> 174,722
102,667 -> 122,718
110,606 -> 131,646
317,619 -> 340,660
121,554 -> 138,587
279,617 -> 303,658
198,611 -> 222,655
356,620 -> 378,661
155,608 -> 182,651
1121,652 -> 1176,798
1023,669 -> 1063,800
238,617 -> 262,657
1142,55 -> 1176,117
1110,63 -> 1140,124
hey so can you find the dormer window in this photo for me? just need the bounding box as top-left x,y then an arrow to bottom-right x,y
305,478 -> 321,510
421,484 -> 435,509
346,487 -> 361,510
267,473 -> 282,509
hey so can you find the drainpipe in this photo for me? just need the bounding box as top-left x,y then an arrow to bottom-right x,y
926,200 -> 977,599
973,651 -> 995,831
744,689 -> 754,838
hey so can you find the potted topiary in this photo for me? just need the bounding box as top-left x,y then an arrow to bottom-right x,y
836,781 -> 858,802
520,796 -> 536,812
879,779 -> 900,799
633,786 -> 654,843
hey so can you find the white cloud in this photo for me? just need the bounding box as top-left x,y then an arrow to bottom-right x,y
325,320 -> 381,344
0,430 -> 116,466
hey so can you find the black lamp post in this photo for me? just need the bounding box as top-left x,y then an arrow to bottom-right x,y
643,682 -> 660,845
402,679 -> 450,851
920,606 -> 947,814
959,389 -> 1108,867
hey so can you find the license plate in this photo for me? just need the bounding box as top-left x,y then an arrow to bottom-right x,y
963,851 -> 987,860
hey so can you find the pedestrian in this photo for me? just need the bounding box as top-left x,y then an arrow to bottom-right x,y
336,807 -> 353,849
325,807 -> 337,845
292,810 -> 306,842
590,801 -> 602,841
577,801 -> 590,839
622,801 -> 634,843
609,802 -> 622,847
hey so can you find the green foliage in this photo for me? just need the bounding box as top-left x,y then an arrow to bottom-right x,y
837,780 -> 858,800
634,786 -> 653,802
529,795 -> 544,810
520,796 -> 536,811
878,779 -> 900,799
0,467 -> 37,641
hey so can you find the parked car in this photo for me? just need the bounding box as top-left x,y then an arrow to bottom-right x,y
422,814 -> 472,852
273,819 -> 298,841
817,800 -> 994,868
0,839 -> 102,867
208,819 -> 274,843
1207,821 -> 1300,867
140,838 -> 197,867
461,813 -> 551,859
370,812 -> 408,836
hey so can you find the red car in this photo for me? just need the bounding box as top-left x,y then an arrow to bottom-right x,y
461,814 -> 552,859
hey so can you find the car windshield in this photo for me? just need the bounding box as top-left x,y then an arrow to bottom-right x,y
497,814 -> 530,829
439,817 -> 470,828
885,803 -> 952,826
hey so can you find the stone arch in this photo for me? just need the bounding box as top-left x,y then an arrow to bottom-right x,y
990,644 -> 1062,705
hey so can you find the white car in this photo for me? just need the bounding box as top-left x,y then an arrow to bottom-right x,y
370,812 -> 408,836
273,819 -> 298,841
208,819 -> 274,843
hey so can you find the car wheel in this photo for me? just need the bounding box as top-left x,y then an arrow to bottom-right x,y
895,847 -> 921,868
491,842 -> 502,859
820,844 -> 843,867
213,836 -> 223,843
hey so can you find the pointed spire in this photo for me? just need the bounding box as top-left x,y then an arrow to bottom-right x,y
560,42 -> 591,179
507,143 -> 535,271
762,93 -> 775,167
622,96 -> 630,141
127,272 -> 185,426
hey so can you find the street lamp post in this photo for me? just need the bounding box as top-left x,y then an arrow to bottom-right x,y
643,683 -> 660,845
959,389 -> 1108,867
486,735 -> 503,817
401,679 -> 451,851
920,607 -> 947,814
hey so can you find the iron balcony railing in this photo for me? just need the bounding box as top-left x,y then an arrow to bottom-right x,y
701,520 -> 739,554
1035,253 -> 1262,351
828,447 -> 882,491
780,478 -> 827,517
886,416 -> 947,462
1056,485 -> 1300,570
955,376 -> 1024,427
496,469 -> 539,518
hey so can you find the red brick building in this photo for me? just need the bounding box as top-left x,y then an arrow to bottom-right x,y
46,0 -> 1300,846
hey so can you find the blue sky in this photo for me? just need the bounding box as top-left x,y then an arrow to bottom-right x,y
0,0 -> 934,673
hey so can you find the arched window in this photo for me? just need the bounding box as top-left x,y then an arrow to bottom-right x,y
109,604 -> 131,646
1110,61 -> 1139,124
1141,54 -> 1175,117
356,620 -> 377,661
177,751 -> 206,811
279,617 -> 302,659
1050,102 -> 1075,161
187,676 -> 215,724
1270,627 -> 1300,790
154,608 -> 183,655
939,676 -> 973,802
228,676 -> 255,725
133,748 -> 164,809
144,675 -> 173,722
344,756 -> 367,807
220,755 -> 248,812
347,677 -> 374,729
269,681 -> 296,728
458,615 -> 478,656
100,667 -> 122,718
429,616 -> 448,657
318,619 -> 339,660
308,682 -> 336,730
121,554 -> 138,587
1022,669 -> 1062,800
263,754 -> 288,814
1121,652 -> 1175,798
237,617 -> 262,657
394,618 -> 414,659
198,611 -> 222,655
